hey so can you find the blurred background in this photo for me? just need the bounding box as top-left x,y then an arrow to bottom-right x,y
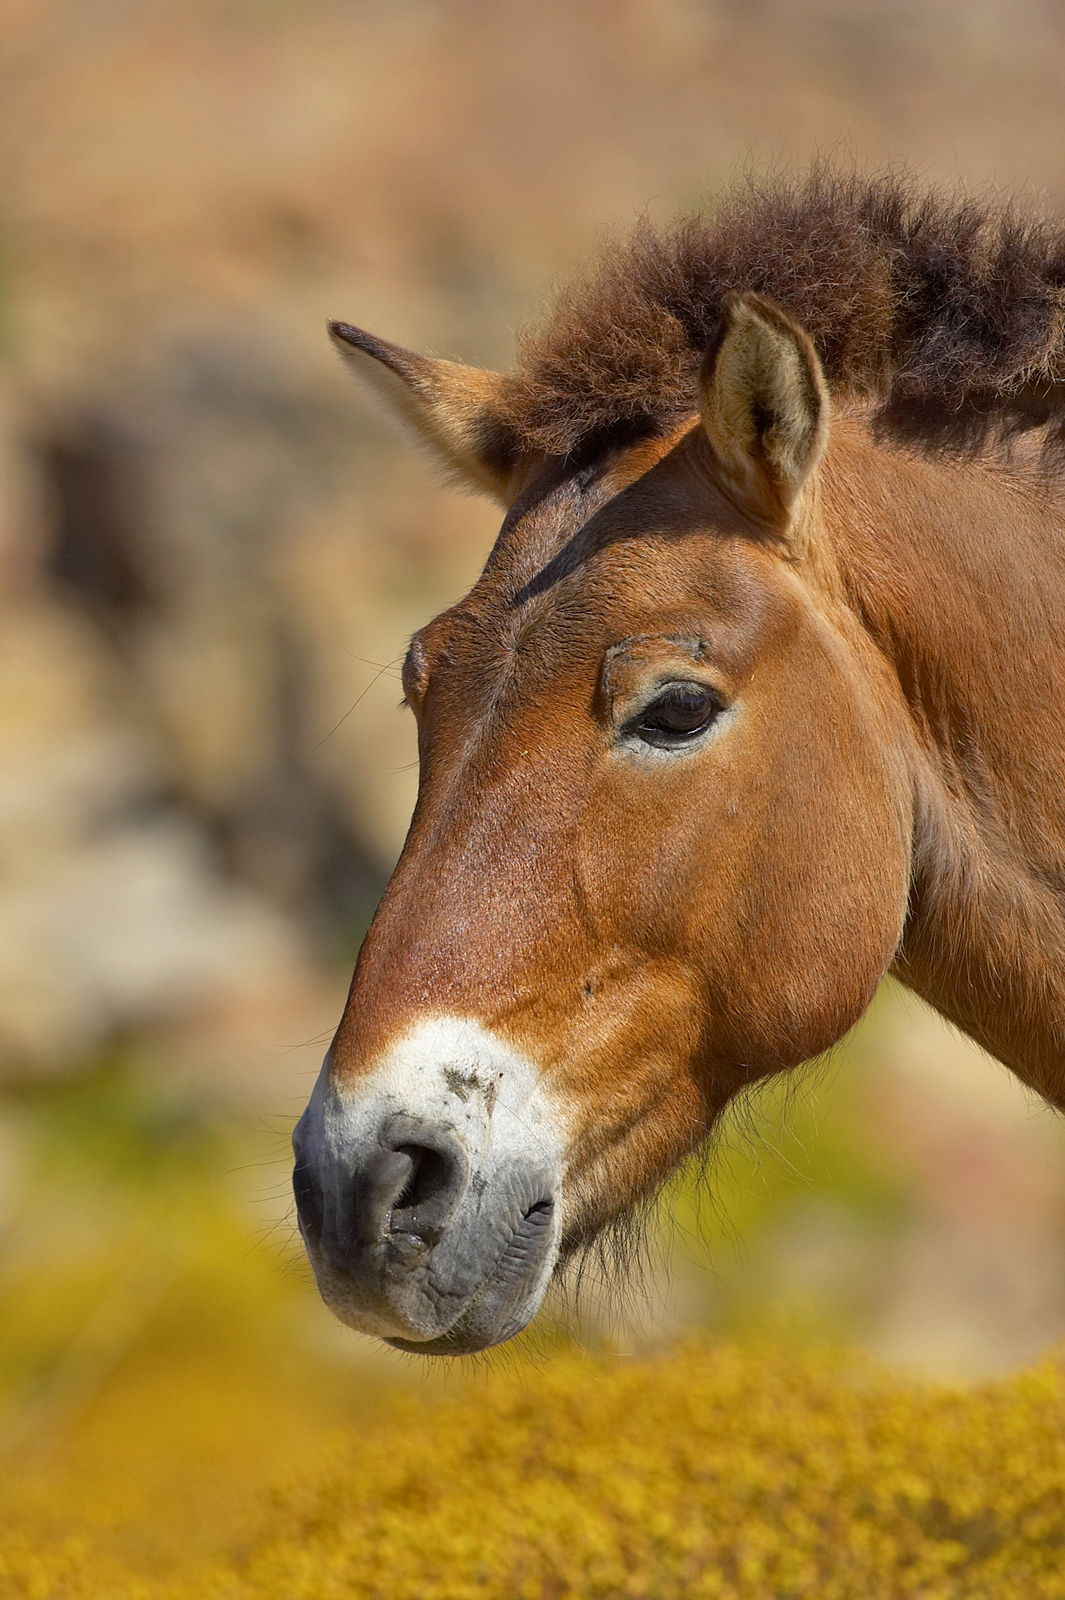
3,0 -> 1065,1586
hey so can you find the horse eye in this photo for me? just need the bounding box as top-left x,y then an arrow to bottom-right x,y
632,685 -> 720,748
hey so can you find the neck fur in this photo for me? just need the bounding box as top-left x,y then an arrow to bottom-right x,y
826,418 -> 1065,1100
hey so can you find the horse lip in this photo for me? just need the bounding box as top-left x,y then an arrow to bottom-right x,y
383,1197 -> 558,1355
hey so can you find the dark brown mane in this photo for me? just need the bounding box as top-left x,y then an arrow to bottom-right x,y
497,167 -> 1065,461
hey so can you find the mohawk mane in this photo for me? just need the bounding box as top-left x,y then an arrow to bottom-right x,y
497,168 -> 1065,461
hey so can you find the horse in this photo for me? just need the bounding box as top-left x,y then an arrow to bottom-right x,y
292,170 -> 1065,1354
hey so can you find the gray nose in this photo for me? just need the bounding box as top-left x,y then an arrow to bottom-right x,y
292,1094 -> 558,1354
294,1114 -> 469,1264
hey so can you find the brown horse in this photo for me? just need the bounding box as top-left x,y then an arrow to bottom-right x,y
293,171 -> 1065,1353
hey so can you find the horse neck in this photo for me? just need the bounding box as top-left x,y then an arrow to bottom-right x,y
825,421 -> 1065,1099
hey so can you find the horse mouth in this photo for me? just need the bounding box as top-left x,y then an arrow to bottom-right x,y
383,1198 -> 558,1355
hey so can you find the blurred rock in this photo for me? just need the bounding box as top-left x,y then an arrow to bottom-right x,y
0,591 -> 332,1079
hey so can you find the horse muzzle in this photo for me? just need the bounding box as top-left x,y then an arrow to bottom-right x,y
291,1018 -> 564,1354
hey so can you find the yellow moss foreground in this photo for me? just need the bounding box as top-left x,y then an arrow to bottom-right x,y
10,1340 -> 1062,1600
220,1342 -> 1065,1600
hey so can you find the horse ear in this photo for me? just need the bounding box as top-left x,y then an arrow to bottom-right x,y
328,322 -> 520,504
698,294 -> 829,532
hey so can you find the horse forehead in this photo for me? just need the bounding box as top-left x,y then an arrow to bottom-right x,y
427,441 -> 784,696
482,526 -> 769,666
486,428 -> 703,589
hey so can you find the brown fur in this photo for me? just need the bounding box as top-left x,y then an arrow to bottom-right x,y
495,167 -> 1065,462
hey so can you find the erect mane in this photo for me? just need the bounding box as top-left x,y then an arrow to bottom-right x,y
496,167 -> 1065,462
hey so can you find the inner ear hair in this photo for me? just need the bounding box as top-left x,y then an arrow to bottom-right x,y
329,321 -> 521,503
698,293 -> 830,526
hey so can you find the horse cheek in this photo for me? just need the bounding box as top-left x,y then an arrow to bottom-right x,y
723,731 -> 911,1070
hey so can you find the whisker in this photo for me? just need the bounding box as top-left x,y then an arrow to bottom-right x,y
315,657 -> 403,748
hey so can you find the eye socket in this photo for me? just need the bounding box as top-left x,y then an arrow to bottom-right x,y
629,683 -> 721,748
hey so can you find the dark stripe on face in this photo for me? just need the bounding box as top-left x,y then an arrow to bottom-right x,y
489,468 -> 621,611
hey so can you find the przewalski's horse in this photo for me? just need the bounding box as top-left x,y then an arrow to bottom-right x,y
294,172 -> 1065,1353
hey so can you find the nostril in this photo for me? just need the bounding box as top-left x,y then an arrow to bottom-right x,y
352,1147 -> 414,1247
383,1129 -> 467,1244
341,1119 -> 470,1255
392,1144 -> 453,1213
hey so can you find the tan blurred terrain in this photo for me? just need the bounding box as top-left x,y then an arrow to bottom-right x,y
0,0 -> 1064,1376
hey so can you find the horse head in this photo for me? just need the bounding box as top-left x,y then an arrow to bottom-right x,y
293,293 -> 917,1353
